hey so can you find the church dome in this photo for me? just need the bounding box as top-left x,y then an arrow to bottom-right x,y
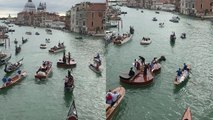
23,0 -> 36,13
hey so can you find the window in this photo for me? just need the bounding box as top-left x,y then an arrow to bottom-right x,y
92,13 -> 94,18
99,12 -> 103,17
201,4 -> 203,9
192,4 -> 194,8
76,21 -> 78,25
83,21 -> 85,26
91,21 -> 93,27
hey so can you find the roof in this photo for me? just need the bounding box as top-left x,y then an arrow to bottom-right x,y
87,3 -> 106,11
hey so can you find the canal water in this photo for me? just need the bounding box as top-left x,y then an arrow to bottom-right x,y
0,22 -> 106,120
106,7 -> 213,120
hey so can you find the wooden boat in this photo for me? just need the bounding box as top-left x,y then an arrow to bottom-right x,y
46,29 -> 52,35
170,16 -> 179,23
0,70 -> 27,89
4,58 -> 24,73
106,86 -> 125,120
40,44 -> 47,49
89,64 -> 102,74
35,32 -> 40,35
25,32 -> 32,35
45,38 -> 50,43
0,39 -> 5,46
0,51 -> 7,59
152,17 -> 157,21
75,36 -> 83,39
159,23 -> 164,28
57,51 -> 76,68
49,42 -> 65,53
174,65 -> 190,85
15,45 -> 21,54
22,38 -> 28,44
155,11 -> 160,14
64,70 -> 75,92
120,70 -> 154,85
14,39 -> 18,44
113,33 -> 132,45
180,33 -> 186,39
66,99 -> 78,120
0,53 -> 12,66
35,61 -> 52,79
140,37 -> 151,45
170,33 -> 176,42
182,107 -> 192,120
150,56 -> 166,73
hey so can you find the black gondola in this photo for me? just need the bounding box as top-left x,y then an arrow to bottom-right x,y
15,45 -> 21,54
4,58 -> 24,74
66,99 -> 78,120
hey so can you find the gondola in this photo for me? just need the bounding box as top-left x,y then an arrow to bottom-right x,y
49,42 -> 65,53
0,54 -> 12,65
106,86 -> 125,120
57,51 -> 76,68
89,64 -> 102,74
15,45 -> 21,54
64,70 -> 75,92
0,70 -> 27,89
182,107 -> 192,120
35,61 -> 52,79
40,44 -> 47,49
4,58 -> 24,74
66,99 -> 78,120
120,70 -> 154,85
174,65 -> 191,85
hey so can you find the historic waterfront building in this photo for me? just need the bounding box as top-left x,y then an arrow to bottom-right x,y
70,2 -> 106,34
180,0 -> 212,16
16,0 -> 63,29
180,0 -> 196,15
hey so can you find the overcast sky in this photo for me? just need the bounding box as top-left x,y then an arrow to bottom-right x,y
0,0 -> 105,17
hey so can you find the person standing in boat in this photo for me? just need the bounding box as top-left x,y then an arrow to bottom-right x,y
94,53 -> 100,60
183,63 -> 188,71
176,68 -> 182,81
150,58 -> 156,69
106,90 -> 113,105
128,67 -> 135,77
63,51 -> 66,63
111,91 -> 120,106
68,52 -> 71,64
139,56 -> 145,65
143,64 -> 148,78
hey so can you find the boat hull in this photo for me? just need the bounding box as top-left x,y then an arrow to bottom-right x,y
106,87 -> 125,120
49,48 -> 65,53
57,61 -> 77,68
4,58 -> 24,73
182,107 -> 192,120
120,70 -> 154,85
0,70 -> 27,89
0,54 -> 12,66
113,34 -> 132,45
89,64 -> 102,74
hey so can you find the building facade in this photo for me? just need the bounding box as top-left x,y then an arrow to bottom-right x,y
195,0 -> 211,16
16,0 -> 63,29
70,2 -> 106,34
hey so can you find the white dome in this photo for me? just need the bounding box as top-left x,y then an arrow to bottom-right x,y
23,0 -> 36,13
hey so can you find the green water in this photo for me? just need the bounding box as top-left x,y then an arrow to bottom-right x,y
0,23 -> 106,120
106,7 -> 213,120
